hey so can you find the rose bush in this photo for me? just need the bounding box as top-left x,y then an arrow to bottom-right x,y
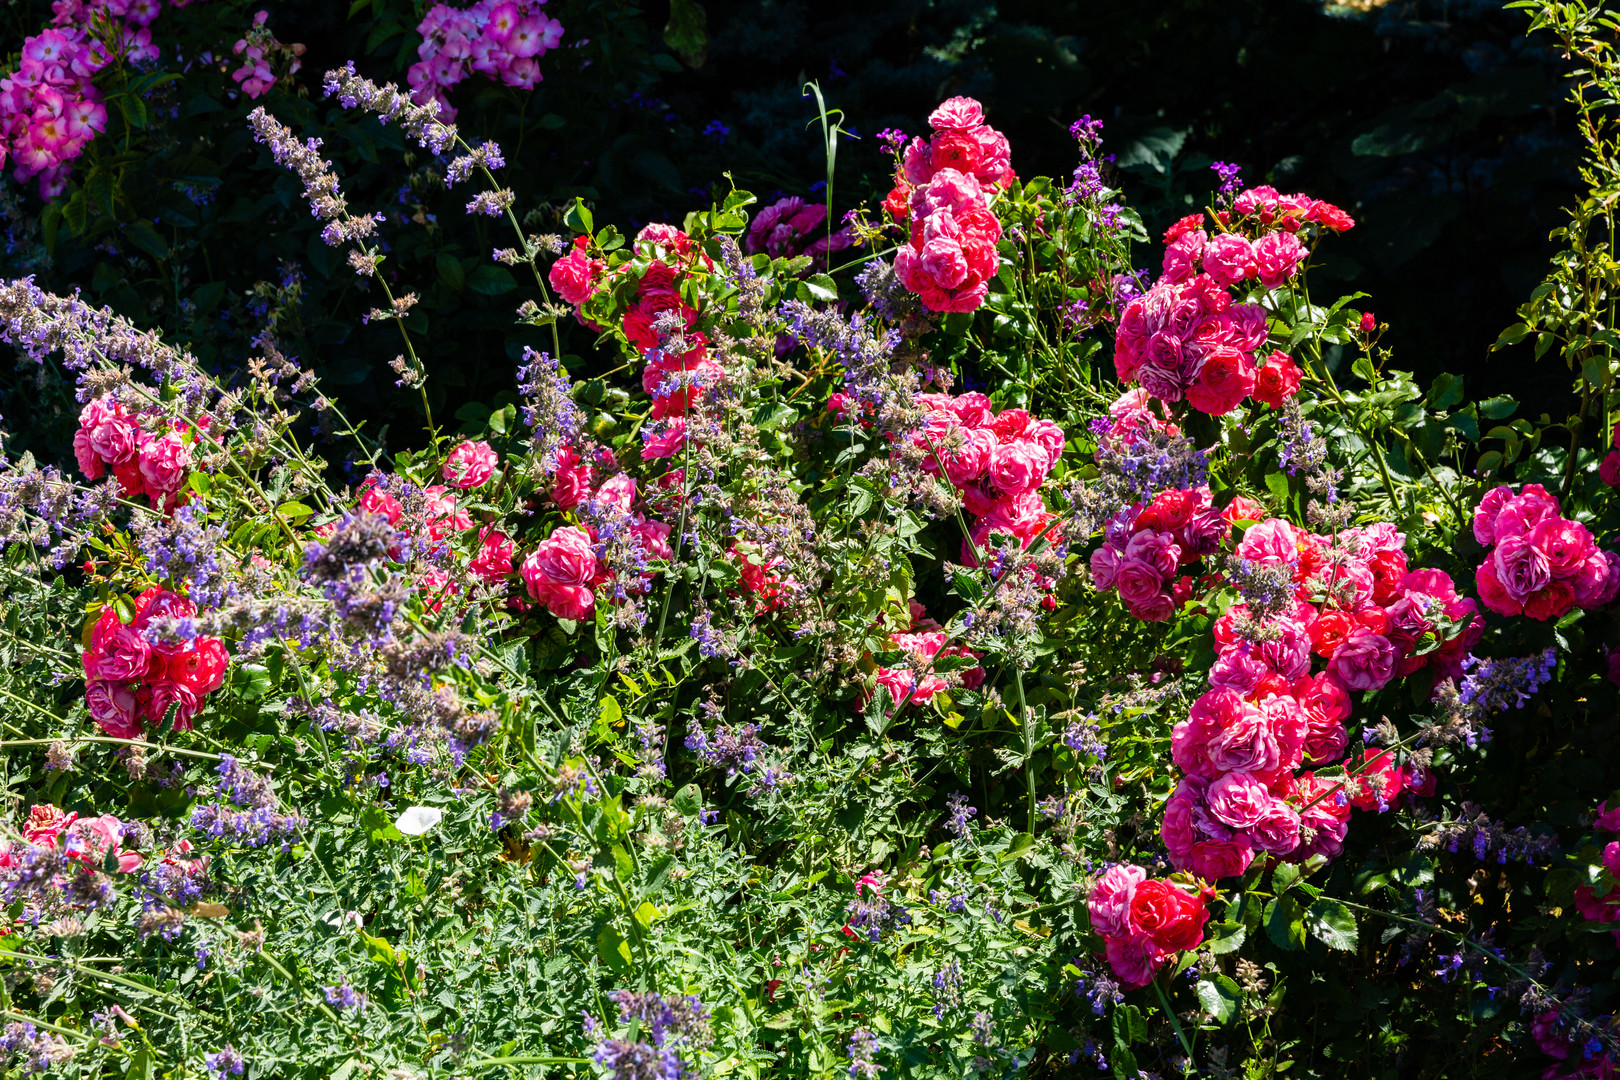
0,4 -> 1616,1079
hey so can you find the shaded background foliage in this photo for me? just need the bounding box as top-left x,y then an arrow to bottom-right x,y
0,0 -> 1578,452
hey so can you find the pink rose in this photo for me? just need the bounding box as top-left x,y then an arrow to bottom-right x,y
939,426 -> 996,487
137,431 -> 192,494
595,472 -> 638,514
23,805 -> 77,848
469,528 -> 515,585
443,440 -> 498,489
1188,838 -> 1254,882
1328,628 -> 1397,692
1246,800 -> 1302,856
1206,771 -> 1272,830
1595,801 -> 1620,833
928,96 -> 985,132
1524,581 -> 1576,622
143,678 -> 202,732
1256,617 -> 1312,679
1574,550 -> 1620,609
548,241 -> 602,306
1491,535 -> 1552,602
1471,485 -> 1516,546
917,235 -> 970,290
1128,593 -> 1176,622
1253,231 -> 1306,289
84,607 -> 152,683
1493,486 -> 1561,543
1114,559 -> 1164,606
532,584 -> 595,621
1204,712 -> 1281,776
1161,230 -> 1206,284
1089,544 -> 1122,591
1185,348 -> 1256,416
1087,862 -> 1146,938
1200,233 -> 1255,288
523,526 -> 597,591
358,486 -> 404,525
86,678 -> 141,739
550,445 -> 591,509
640,418 -> 687,460
1207,647 -> 1270,695
1103,932 -> 1164,990
1474,558 -> 1523,616
1529,517 -> 1596,578
1603,451 -> 1620,488
73,428 -> 104,479
1235,518 -> 1298,566
79,397 -> 138,464
1123,529 -> 1181,577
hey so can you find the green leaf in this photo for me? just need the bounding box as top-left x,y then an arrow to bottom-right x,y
672,784 -> 702,816
596,923 -> 633,973
565,197 -> 594,236
275,501 -> 314,525
1272,861 -> 1302,895
1264,896 -> 1306,951
802,273 -> 838,302
663,0 -> 709,66
1195,975 -> 1241,1024
361,932 -> 396,964
599,696 -> 623,729
1264,470 -> 1292,505
466,265 -> 517,295
1204,919 -> 1247,955
438,252 -> 466,291
1305,899 -> 1359,951
1111,1003 -> 1147,1046
125,220 -> 167,260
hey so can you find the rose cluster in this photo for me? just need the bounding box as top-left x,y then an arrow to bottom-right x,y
913,391 -> 1064,558
868,602 -> 984,710
1088,487 -> 1231,622
0,0 -> 200,195
743,196 -> 853,263
520,473 -> 671,621
83,587 -> 229,740
1086,864 -> 1211,988
1158,518 -> 1481,884
1473,484 -> 1620,621
1113,268 -> 1271,416
1,803 -> 143,874
1571,802 -> 1620,947
73,397 -> 202,512
550,223 -> 717,462
889,97 -> 1012,314
408,0 -> 564,121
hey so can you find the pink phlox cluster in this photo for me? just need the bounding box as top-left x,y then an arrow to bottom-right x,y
1473,484 -> 1620,622
889,97 -> 1012,313
1086,864 -> 1211,988
743,196 -> 853,263
0,0 -> 214,194
83,586 -> 229,741
231,9 -> 305,100
1089,486 -> 1229,622
409,0 -> 563,121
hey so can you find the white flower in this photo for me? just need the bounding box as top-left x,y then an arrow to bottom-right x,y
394,806 -> 443,836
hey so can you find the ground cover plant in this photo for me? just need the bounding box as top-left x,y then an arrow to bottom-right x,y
4,1 -> 1620,1079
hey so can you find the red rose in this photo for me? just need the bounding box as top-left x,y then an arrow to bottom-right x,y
1185,348 -> 1256,416
1312,611 -> 1353,657
1306,200 -> 1355,231
1127,879 -> 1209,953
1251,351 -> 1302,408
1163,213 -> 1206,244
